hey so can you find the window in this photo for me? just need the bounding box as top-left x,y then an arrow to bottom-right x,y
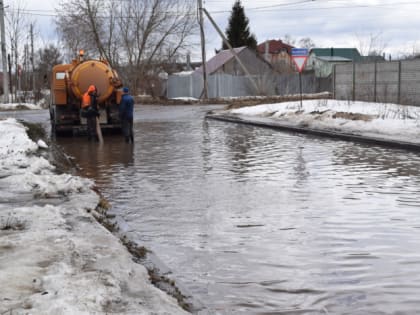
56,72 -> 65,80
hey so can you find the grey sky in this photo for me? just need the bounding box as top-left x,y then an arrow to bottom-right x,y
12,0 -> 420,61
203,0 -> 420,59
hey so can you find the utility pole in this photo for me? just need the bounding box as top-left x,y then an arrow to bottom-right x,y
7,53 -> 11,100
202,8 -> 259,93
198,0 -> 208,99
0,0 -> 9,103
24,44 -> 28,91
30,23 -> 35,93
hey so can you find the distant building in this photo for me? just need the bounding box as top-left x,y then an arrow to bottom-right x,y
195,46 -> 272,76
162,60 -> 201,75
257,39 -> 295,72
309,48 -> 362,62
306,48 -> 362,77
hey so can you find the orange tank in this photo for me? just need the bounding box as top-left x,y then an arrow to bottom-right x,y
69,59 -> 122,103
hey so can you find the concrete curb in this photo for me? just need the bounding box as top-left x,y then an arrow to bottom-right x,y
206,111 -> 420,152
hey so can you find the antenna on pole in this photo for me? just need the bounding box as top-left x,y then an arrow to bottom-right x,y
198,0 -> 208,99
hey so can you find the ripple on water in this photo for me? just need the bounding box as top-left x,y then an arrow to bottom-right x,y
56,106 -> 420,314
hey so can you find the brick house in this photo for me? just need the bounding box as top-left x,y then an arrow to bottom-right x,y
257,39 -> 295,73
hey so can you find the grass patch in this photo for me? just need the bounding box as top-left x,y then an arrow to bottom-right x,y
148,268 -> 192,312
19,120 -> 47,143
226,93 -> 332,110
0,216 -> 26,231
332,112 -> 376,121
121,237 -> 148,259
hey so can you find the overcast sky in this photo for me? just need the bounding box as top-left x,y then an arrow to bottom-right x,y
10,0 -> 420,61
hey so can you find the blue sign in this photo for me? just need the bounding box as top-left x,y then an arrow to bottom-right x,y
291,48 -> 309,56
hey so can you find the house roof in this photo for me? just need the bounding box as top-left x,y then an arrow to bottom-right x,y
195,46 -> 247,75
310,48 -> 362,61
257,40 -> 294,55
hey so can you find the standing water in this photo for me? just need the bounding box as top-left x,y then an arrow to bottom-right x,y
55,105 -> 420,314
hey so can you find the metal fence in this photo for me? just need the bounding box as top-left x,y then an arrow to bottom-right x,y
334,59 -> 420,106
276,73 -> 331,95
166,72 -> 331,99
166,72 -> 203,99
166,73 -> 256,98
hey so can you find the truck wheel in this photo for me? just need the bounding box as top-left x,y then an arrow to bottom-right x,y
50,108 -> 57,137
51,120 -> 57,137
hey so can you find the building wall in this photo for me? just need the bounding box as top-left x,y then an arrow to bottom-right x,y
271,52 -> 294,73
305,53 -> 317,71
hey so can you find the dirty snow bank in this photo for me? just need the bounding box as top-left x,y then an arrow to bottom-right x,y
229,99 -> 420,145
0,118 -> 188,314
0,102 -> 43,110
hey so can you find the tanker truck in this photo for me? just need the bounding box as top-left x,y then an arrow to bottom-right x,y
49,51 -> 123,135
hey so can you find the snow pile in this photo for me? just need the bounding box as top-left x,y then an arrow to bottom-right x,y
0,118 -> 188,315
230,99 -> 420,144
0,102 -> 43,110
0,118 -> 91,198
171,97 -> 199,101
37,139 -> 48,149
222,91 -> 331,101
171,70 -> 195,77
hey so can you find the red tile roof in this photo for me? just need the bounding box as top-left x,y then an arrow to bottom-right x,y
257,40 -> 294,55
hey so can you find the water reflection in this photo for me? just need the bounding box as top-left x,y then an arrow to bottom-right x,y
225,124 -> 259,177
56,136 -> 134,185
293,144 -> 310,187
332,142 -> 420,178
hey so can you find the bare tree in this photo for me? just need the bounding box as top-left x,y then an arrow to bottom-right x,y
36,44 -> 63,89
117,0 -> 197,94
355,32 -> 387,56
298,37 -> 316,49
283,34 -> 296,46
103,1 -> 120,65
55,0 -> 111,62
56,0 -> 198,95
397,41 -> 420,60
284,34 -> 316,49
6,0 -> 29,100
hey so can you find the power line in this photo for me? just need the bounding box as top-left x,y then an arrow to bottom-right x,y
4,8 -> 197,18
208,1 -> 418,14
5,1 -> 419,20
8,0 -> 420,16
249,0 -> 316,10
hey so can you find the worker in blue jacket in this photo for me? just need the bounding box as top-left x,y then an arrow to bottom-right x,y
119,87 -> 135,143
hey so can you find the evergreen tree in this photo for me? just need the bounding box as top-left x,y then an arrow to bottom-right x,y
223,0 -> 257,51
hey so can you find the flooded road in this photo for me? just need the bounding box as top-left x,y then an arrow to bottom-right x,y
7,107 -> 420,314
